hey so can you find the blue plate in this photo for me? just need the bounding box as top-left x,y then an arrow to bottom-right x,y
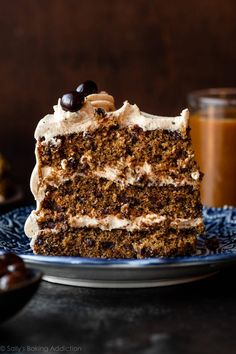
0,206 -> 235,288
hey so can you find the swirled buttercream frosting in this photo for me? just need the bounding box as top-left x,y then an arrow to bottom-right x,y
35,90 -> 189,141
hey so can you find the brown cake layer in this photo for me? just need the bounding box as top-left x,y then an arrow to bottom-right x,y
38,127 -> 198,174
33,227 -> 197,258
39,178 -> 202,221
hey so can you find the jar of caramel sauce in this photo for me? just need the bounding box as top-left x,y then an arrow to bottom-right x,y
188,88 -> 236,207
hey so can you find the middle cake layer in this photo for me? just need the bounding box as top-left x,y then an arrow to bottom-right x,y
39,175 -> 202,222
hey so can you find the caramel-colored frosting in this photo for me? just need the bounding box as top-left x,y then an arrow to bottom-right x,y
35,92 -> 189,142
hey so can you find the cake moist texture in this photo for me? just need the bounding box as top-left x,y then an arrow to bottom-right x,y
25,88 -> 204,258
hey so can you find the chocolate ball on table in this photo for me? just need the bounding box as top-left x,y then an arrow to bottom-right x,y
61,91 -> 85,112
0,253 -> 28,290
76,80 -> 98,97
2,252 -> 26,272
7,262 -> 26,273
0,259 -> 7,277
0,272 -> 26,290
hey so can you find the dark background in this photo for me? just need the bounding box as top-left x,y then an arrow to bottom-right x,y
1,0 -> 236,201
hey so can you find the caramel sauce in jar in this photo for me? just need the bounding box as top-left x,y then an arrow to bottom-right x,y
188,89 -> 236,207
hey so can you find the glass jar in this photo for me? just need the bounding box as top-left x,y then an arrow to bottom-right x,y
188,88 -> 236,207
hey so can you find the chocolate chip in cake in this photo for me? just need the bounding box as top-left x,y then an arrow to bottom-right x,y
126,147 -> 133,156
95,191 -> 103,198
61,91 -> 84,112
68,157 -> 78,169
84,238 -> 95,247
136,175 -> 145,184
101,241 -> 114,250
36,238 -> 44,246
96,108 -> 106,117
139,247 -> 155,258
110,123 -> 120,130
39,221 -> 56,229
101,207 -> 109,215
76,80 -> 98,97
131,134 -> 138,145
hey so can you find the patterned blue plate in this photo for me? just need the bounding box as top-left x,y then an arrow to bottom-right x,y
0,206 -> 236,288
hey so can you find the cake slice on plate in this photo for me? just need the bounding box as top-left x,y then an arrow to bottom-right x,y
25,80 -> 204,258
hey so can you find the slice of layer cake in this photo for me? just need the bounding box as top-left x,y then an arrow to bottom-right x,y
25,80 -> 204,258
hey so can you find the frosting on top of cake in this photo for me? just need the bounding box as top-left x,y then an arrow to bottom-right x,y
34,92 -> 189,141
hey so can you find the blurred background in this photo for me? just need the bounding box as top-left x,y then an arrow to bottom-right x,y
0,0 -> 236,203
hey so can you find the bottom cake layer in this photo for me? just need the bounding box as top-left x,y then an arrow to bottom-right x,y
32,227 -> 198,258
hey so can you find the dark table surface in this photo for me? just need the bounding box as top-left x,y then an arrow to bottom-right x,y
0,261 -> 236,354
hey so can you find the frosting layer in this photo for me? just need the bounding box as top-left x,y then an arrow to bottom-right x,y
35,94 -> 189,141
94,163 -> 200,187
25,209 -> 203,237
69,214 -> 203,232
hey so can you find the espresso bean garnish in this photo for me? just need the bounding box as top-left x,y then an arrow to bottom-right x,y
76,80 -> 98,96
61,91 -> 84,112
